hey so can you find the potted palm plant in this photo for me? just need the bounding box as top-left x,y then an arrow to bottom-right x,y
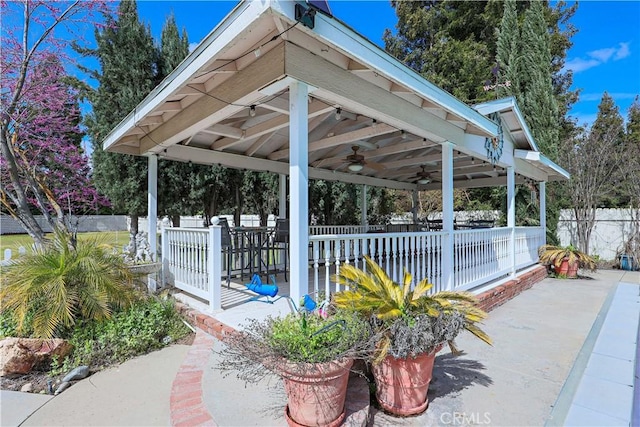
218,307 -> 371,427
333,256 -> 491,416
538,244 -> 596,278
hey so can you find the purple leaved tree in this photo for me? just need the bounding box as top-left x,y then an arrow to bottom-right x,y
1,0 -> 109,248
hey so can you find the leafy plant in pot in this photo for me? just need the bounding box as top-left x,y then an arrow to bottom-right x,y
538,244 -> 596,278
218,306 -> 371,427
333,256 -> 492,416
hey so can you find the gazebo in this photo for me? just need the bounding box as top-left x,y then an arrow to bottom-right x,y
102,0 -> 569,311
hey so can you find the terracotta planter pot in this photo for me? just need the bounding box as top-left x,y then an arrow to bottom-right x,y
279,358 -> 353,427
555,258 -> 578,278
372,349 -> 439,416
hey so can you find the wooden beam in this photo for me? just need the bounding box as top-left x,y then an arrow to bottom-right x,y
313,137 -> 436,168
259,97 -> 290,115
382,151 -> 442,170
268,123 -> 396,161
201,123 -> 244,139
347,59 -> 368,72
162,144 -> 416,190
245,132 -> 275,156
138,43 -> 286,154
284,43 -> 464,144
175,83 -> 206,96
212,101 -> 333,151
155,100 -> 182,113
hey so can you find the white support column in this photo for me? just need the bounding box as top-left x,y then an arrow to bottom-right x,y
412,189 -> 419,225
539,181 -> 546,244
507,167 -> 516,276
289,81 -> 309,305
441,142 -> 454,291
148,154 -> 158,291
279,174 -> 287,219
361,184 -> 368,230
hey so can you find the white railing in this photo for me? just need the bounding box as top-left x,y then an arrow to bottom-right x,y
309,224 -> 385,235
309,231 -> 446,298
162,227 -> 221,311
453,227 -> 512,290
515,226 -> 545,269
163,224 -> 545,312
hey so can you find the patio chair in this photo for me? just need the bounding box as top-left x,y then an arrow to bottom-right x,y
218,217 -> 239,287
273,218 -> 289,281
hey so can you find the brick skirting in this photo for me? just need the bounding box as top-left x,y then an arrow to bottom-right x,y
475,265 -> 548,312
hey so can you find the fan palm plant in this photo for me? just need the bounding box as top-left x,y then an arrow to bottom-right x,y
333,256 -> 491,360
0,230 -> 139,338
538,244 -> 596,272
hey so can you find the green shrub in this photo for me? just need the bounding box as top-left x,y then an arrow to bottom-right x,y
51,297 -> 190,374
1,230 -> 138,338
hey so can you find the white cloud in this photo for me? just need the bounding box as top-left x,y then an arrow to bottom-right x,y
614,42 -> 630,60
587,47 -> 616,62
565,57 -> 600,73
565,42 -> 631,74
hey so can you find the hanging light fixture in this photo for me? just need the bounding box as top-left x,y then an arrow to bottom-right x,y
335,107 -> 342,120
416,165 -> 431,185
249,105 -> 256,117
346,146 -> 365,172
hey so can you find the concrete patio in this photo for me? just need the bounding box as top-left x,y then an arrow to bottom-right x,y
4,268 -> 638,426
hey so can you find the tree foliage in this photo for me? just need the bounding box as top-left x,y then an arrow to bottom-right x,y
80,0 -> 158,236
559,93 -> 626,254
156,13 -> 195,224
0,0 -> 108,247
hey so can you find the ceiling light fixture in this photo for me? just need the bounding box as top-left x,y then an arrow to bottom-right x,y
346,146 -> 365,172
416,165 -> 431,185
249,105 -> 256,117
335,107 -> 342,121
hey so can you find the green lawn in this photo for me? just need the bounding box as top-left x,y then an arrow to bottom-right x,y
0,231 -> 131,256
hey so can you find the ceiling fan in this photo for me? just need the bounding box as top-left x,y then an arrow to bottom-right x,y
346,146 -> 365,172
416,165 -> 431,184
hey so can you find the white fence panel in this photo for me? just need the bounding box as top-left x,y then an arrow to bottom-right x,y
309,231 -> 445,298
453,228 -> 512,291
162,227 -> 222,310
515,226 -> 545,270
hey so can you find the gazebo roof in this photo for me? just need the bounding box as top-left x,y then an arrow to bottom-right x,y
103,0 -> 568,190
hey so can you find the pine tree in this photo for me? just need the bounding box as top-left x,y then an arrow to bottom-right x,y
158,13 -> 190,81
81,0 -> 157,238
591,92 -> 624,142
626,96 -> 640,147
623,98 -> 640,261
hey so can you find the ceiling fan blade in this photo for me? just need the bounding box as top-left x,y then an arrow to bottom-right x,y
365,161 -> 385,172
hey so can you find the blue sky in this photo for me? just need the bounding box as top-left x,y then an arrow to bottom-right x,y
135,0 -> 640,128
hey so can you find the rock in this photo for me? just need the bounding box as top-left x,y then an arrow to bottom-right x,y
0,338 -> 73,376
55,381 -> 70,395
0,338 -> 36,376
21,382 -> 33,393
62,366 -> 90,382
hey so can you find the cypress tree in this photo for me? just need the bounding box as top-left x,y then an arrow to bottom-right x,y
156,13 -> 194,226
496,0 -> 520,98
520,0 -> 559,162
82,0 -> 157,238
